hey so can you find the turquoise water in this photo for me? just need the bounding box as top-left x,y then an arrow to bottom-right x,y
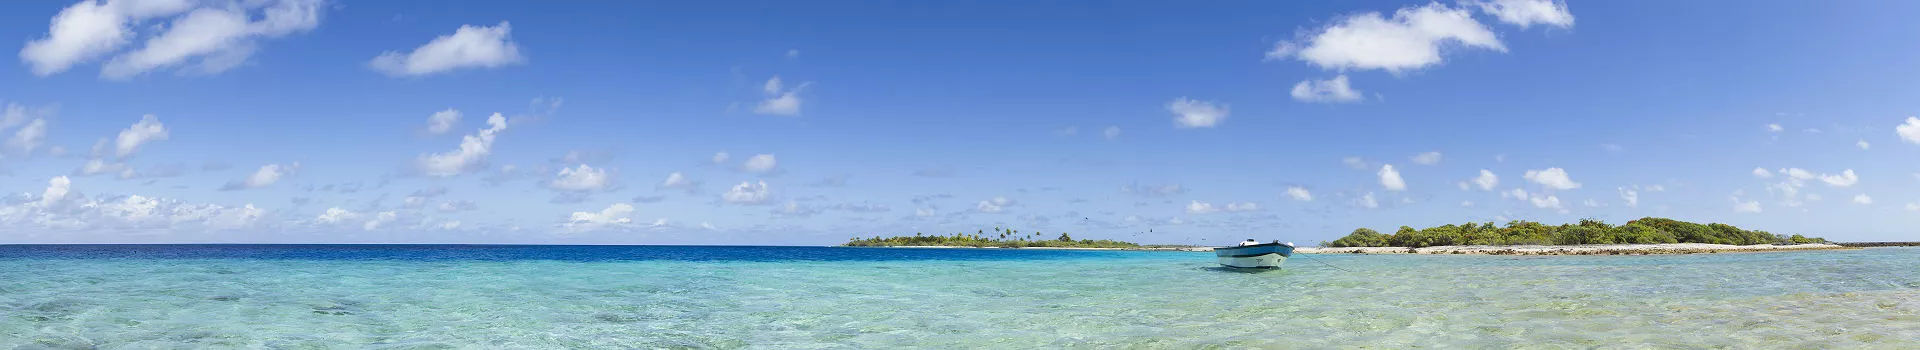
2,245 -> 1918,348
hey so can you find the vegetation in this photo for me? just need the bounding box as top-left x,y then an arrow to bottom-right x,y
843,227 -> 1143,248
1321,217 -> 1827,248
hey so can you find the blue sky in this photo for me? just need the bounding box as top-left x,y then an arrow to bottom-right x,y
3,0 -> 1919,244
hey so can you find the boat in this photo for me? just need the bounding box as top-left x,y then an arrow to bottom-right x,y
1215,241 -> 1295,269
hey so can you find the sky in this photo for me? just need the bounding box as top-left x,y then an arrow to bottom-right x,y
2,0 -> 1919,245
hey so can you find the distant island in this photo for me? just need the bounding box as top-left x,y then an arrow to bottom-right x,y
1321,217 -> 1826,248
844,228 -> 1186,249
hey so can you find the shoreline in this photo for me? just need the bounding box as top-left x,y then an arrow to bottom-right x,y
847,243 -> 1861,255
1297,243 -> 1853,255
842,245 -> 1213,252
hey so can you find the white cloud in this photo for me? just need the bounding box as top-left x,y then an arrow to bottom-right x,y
115,114 -> 169,157
371,21 -> 523,77
753,76 -> 806,116
1582,199 -> 1603,208
1733,197 -> 1762,213
721,181 -> 771,205
1752,167 -> 1773,178
786,49 -> 799,58
1410,151 -> 1443,165
1356,192 -> 1378,209
426,108 -> 460,134
549,164 -> 611,191
7,119 -> 48,154
742,154 -> 777,173
914,207 -> 935,217
99,0 -> 324,79
222,163 -> 298,190
1819,169 -> 1858,187
974,196 -> 1014,213
1899,117 -> 1920,144
1503,188 -> 1529,200
416,112 -> 506,177
1472,170 -> 1499,191
712,151 -> 730,164
1185,200 -> 1218,214
314,207 -> 354,224
361,211 -> 397,231
1643,185 -> 1665,192
22,0 -> 319,78
1120,183 -> 1187,197
1225,202 -> 1259,212
1767,123 -> 1784,132
1619,187 -> 1638,208
1378,164 -> 1406,191
658,172 -> 697,192
1468,0 -> 1574,29
562,203 -> 634,232
42,176 -> 73,207
1290,75 -> 1363,103
1908,203 -> 1920,212
1523,168 -> 1581,190
1529,195 -> 1561,209
1266,3 -> 1503,73
1285,186 -> 1313,201
1103,126 -> 1121,140
1852,194 -> 1872,205
1167,97 -> 1229,128
1857,139 -> 1871,150
1460,201 -> 1474,207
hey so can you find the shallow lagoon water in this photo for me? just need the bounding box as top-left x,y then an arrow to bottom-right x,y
2,245 -> 1917,348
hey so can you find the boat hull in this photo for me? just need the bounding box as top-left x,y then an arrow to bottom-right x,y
1214,243 -> 1294,269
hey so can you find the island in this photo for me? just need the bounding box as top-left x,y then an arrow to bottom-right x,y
1302,217 -> 1851,255
842,228 -> 1206,251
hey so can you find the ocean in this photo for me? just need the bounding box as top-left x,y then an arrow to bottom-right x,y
2,245 -> 1916,348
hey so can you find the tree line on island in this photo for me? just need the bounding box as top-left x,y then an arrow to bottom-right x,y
844,227 -> 1145,248
1322,217 -> 1827,248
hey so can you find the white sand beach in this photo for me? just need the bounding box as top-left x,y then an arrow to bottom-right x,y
1296,243 -> 1852,255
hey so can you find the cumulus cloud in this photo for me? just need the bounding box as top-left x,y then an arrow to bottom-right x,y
426,108 -> 460,134
711,151 -> 730,164
1285,186 -> 1313,201
1266,2 -> 1503,73
1528,194 -> 1561,209
1185,200 -> 1218,214
22,0 -> 323,79
974,196 -> 1015,213
1767,123 -> 1784,133
1523,167 -> 1580,190
1819,169 -> 1857,187
1468,0 -> 1574,29
1853,194 -> 1873,205
115,114 -> 169,157
1858,139 -> 1871,150
221,163 -> 298,190
658,172 -> 697,192
741,154 -> 777,173
1290,75 -> 1363,103
1900,117 -> 1920,144
548,164 -> 611,191
1410,151 -> 1443,165
3,177 -> 265,231
1356,192 -> 1378,209
722,181 -> 771,205
1471,170 -> 1498,191
1733,197 -> 1762,213
371,21 -> 523,77
1167,97 -> 1228,128
753,76 -> 806,116
561,203 -> 634,232
416,113 -> 506,177
1619,187 -> 1638,208
1224,202 -> 1259,212
1752,167 -> 1773,178
1378,164 -> 1406,191
1103,126 -> 1122,140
